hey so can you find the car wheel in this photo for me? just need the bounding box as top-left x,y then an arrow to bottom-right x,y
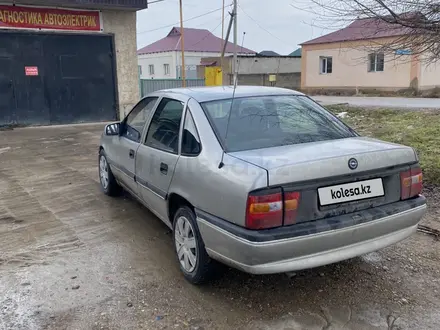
99,150 -> 121,196
173,206 -> 214,284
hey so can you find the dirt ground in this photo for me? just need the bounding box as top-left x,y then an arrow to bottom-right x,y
1,124 -> 440,330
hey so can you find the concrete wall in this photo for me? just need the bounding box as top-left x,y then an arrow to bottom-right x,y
274,73 -> 301,89
237,73 -> 301,89
197,56 -> 301,88
237,56 -> 301,74
102,10 -> 139,119
301,38 -> 416,91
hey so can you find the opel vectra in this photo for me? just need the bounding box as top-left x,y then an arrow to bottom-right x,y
98,86 -> 426,284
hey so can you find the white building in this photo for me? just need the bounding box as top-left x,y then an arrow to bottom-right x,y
137,27 -> 255,79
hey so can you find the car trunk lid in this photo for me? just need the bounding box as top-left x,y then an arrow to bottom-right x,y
230,137 -> 418,224
230,137 -> 416,183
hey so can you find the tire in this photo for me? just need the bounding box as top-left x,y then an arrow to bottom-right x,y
173,206 -> 214,284
99,149 -> 122,197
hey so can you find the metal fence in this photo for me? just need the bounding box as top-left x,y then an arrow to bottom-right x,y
140,79 -> 205,97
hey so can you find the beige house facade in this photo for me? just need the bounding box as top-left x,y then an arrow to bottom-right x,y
301,17 -> 440,92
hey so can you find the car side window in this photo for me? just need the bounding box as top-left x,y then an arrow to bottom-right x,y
123,97 -> 158,142
145,98 -> 184,154
181,108 -> 201,156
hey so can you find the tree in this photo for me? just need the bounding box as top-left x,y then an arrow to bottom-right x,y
293,0 -> 440,63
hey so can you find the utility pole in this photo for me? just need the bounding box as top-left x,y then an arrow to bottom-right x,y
179,0 -> 186,87
220,0 -> 225,72
233,0 -> 238,85
221,11 -> 234,60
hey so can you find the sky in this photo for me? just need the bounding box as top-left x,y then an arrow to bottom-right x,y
136,0 -> 334,55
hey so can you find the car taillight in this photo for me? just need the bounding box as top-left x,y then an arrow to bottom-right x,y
246,190 -> 283,229
400,166 -> 423,200
245,189 -> 301,229
284,191 -> 300,225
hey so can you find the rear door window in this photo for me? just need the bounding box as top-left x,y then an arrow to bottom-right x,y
181,108 -> 201,156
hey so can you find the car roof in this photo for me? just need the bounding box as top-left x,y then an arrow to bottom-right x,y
155,86 -> 304,103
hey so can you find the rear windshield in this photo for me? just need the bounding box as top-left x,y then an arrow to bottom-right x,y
200,95 -> 356,152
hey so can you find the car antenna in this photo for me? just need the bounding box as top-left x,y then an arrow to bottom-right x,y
218,32 -> 246,169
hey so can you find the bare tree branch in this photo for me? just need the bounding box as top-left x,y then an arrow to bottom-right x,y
292,0 -> 440,62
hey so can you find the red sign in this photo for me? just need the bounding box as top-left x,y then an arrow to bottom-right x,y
0,5 -> 101,31
25,66 -> 39,76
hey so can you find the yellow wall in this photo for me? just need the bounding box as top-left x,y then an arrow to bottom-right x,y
302,38 -> 414,90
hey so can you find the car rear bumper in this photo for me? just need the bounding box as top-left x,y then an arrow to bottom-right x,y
196,197 -> 427,275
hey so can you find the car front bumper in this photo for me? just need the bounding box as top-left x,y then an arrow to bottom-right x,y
196,197 -> 427,275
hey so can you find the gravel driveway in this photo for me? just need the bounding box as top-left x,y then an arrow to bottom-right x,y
1,124 -> 440,330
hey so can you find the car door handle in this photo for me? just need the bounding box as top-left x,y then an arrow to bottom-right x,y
160,162 -> 168,174
129,149 -> 135,159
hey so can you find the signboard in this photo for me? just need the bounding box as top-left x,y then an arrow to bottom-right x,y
0,5 -> 102,32
25,66 -> 39,76
269,74 -> 277,82
395,49 -> 412,55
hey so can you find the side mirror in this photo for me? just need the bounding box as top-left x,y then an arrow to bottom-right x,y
105,123 -> 120,136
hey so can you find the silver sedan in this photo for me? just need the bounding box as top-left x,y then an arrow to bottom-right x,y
98,86 -> 426,284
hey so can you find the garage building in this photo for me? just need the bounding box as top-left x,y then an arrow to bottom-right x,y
0,0 -> 147,126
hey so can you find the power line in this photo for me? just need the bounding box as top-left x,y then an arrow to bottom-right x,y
238,4 -> 295,48
137,5 -> 231,34
193,7 -> 230,30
